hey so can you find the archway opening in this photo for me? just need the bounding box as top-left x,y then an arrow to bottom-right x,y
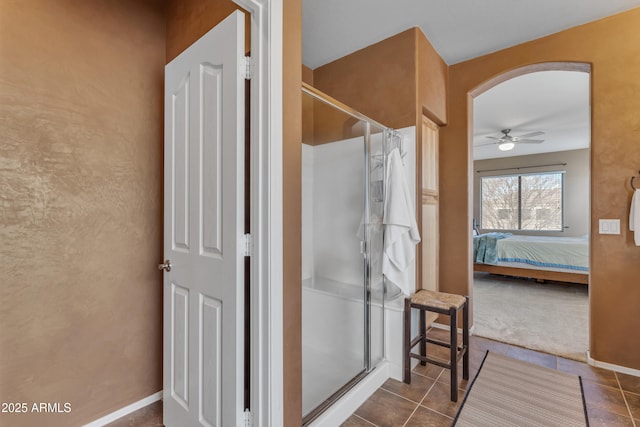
468,63 -> 591,361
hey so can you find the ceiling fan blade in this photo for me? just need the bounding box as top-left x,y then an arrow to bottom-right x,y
475,141 -> 497,147
485,136 -> 503,141
515,131 -> 544,139
518,139 -> 544,144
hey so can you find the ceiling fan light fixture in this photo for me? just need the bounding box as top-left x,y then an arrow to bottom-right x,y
498,141 -> 515,151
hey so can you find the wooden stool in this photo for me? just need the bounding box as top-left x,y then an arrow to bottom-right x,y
403,289 -> 469,402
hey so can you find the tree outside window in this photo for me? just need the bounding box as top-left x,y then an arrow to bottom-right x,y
480,172 -> 563,231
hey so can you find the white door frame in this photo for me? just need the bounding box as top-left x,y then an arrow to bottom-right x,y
232,1 -> 283,425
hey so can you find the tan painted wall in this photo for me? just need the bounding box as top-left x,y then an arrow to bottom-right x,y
0,1 -> 165,426
306,94 -> 364,145
313,28 -> 416,130
443,8 -> 640,369
474,149 -> 591,237
283,0 -> 303,424
312,27 -> 447,129
302,64 -> 314,86
416,29 -> 448,126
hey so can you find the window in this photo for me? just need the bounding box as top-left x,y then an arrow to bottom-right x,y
480,172 -> 564,231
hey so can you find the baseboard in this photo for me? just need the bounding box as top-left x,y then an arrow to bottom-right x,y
82,391 -> 162,427
432,321 -> 476,336
587,352 -> 640,377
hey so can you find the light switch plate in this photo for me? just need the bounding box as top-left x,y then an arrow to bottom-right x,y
599,219 -> 620,235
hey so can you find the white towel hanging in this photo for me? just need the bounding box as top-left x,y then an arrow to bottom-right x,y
382,147 -> 420,296
630,189 -> 640,246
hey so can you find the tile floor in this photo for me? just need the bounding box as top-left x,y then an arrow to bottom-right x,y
109,329 -> 640,426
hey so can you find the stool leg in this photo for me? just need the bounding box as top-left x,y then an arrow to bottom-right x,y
463,297 -> 469,381
450,307 -> 458,402
419,308 -> 426,366
403,298 -> 411,384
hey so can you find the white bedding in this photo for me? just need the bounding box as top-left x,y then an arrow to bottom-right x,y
496,235 -> 589,272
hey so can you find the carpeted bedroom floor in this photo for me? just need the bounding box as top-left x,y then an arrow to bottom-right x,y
473,271 -> 589,361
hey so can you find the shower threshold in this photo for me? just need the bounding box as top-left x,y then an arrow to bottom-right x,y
302,368 -> 372,426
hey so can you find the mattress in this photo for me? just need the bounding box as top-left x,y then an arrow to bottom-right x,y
495,235 -> 589,272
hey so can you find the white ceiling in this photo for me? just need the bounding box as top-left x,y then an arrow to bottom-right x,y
301,1 -> 617,160
302,0 -> 640,68
473,71 -> 591,160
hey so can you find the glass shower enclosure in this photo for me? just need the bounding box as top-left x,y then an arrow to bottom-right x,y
301,83 -> 387,423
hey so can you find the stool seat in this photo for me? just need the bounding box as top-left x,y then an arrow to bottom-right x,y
411,289 -> 466,311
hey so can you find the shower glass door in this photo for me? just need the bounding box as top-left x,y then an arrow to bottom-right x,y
301,86 -> 384,422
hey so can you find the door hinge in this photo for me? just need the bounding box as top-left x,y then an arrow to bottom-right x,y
240,56 -> 253,80
242,408 -> 252,427
241,233 -> 253,257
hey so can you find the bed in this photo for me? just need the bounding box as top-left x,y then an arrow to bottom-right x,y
473,233 -> 589,284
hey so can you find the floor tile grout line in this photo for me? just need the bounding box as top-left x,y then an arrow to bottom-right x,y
418,377 -> 463,421
416,369 -> 460,424
415,375 -> 462,423
410,365 -> 446,384
402,401 -> 457,427
615,370 -> 637,426
370,387 -> 425,427
580,376 -> 625,392
400,372 -> 441,427
379,385 -> 431,407
352,413 -> 378,426
629,397 -> 638,427
399,402 -> 420,427
416,402 -> 456,421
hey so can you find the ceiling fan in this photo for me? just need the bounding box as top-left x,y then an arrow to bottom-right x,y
478,128 -> 545,151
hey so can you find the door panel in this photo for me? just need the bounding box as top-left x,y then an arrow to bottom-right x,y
200,64 -> 223,258
200,295 -> 222,426
163,11 -> 246,427
171,284 -> 189,409
172,77 -> 190,252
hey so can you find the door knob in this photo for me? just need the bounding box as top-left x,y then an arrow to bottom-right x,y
158,259 -> 172,272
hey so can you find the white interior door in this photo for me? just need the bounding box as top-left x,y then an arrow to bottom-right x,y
162,11 -> 246,427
